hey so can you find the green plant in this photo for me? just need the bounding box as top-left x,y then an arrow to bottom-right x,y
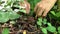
37,18 -> 56,34
0,0 -> 26,23
0,0 -> 25,34
2,28 -> 10,34
0,0 -> 60,34
58,27 -> 60,34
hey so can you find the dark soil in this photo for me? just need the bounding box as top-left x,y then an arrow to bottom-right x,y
0,15 -> 43,34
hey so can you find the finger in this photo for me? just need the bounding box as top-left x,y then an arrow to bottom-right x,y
34,5 -> 38,13
37,7 -> 44,17
24,2 -> 30,14
26,4 -> 30,14
34,3 -> 40,12
42,9 -> 50,17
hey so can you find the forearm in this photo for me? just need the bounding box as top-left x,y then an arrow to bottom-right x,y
24,0 -> 27,1
42,0 -> 57,2
41,0 -> 57,5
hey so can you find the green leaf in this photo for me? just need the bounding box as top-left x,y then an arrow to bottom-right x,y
13,5 -> 20,8
50,11 -> 56,16
42,19 -> 47,24
37,17 -> 42,26
2,28 -> 10,34
9,12 -> 20,20
19,10 -> 26,13
37,21 -> 42,26
0,11 -> 20,23
58,27 -> 60,34
0,12 -> 9,23
56,12 -> 60,17
47,26 -> 56,33
41,28 -> 47,34
47,23 -> 52,26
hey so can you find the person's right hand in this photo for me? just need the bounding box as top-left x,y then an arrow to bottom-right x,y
20,1 -> 30,14
34,0 -> 57,17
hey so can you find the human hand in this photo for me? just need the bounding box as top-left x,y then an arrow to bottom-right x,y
34,0 -> 57,17
20,1 -> 30,14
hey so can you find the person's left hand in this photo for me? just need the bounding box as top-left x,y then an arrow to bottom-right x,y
20,1 -> 30,14
34,0 -> 56,17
